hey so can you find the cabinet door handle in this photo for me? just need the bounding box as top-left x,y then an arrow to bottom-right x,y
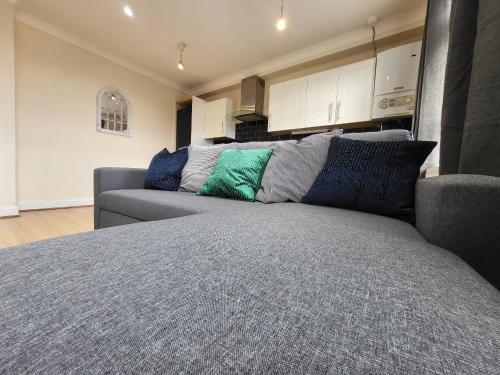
328,103 -> 333,123
221,120 -> 224,135
336,101 -> 340,122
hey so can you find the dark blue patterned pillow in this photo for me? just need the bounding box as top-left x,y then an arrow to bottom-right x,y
302,137 -> 437,223
144,148 -> 188,191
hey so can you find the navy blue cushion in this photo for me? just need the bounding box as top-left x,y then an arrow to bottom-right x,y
302,137 -> 437,223
144,148 -> 188,191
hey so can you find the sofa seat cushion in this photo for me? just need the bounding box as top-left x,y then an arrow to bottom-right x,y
98,189 -> 256,222
1,203 -> 499,374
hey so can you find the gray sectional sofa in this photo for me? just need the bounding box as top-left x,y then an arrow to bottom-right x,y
1,160 -> 499,373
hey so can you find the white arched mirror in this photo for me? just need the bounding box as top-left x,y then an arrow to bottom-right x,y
96,87 -> 131,136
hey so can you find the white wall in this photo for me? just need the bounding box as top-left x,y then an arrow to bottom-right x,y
0,1 -> 17,216
14,21 -> 185,209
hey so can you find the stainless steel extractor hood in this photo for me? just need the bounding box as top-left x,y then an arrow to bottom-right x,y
230,75 -> 267,123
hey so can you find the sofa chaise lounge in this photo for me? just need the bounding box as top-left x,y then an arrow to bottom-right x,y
0,166 -> 499,374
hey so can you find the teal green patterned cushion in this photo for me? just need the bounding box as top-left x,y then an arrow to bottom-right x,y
197,149 -> 272,201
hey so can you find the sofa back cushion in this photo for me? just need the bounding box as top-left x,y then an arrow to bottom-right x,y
144,148 -> 188,191
197,149 -> 272,201
302,137 -> 436,223
340,129 -> 413,141
235,141 -> 280,150
180,143 -> 236,192
256,131 -> 341,203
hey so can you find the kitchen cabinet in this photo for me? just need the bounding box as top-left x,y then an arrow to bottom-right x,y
336,58 -> 375,124
268,58 -> 374,132
190,96 -> 213,146
304,69 -> 339,127
203,98 -> 235,139
268,77 -> 307,132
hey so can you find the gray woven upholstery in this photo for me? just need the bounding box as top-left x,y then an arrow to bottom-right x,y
416,174 -> 500,289
100,210 -> 143,227
98,189 -> 256,226
1,203 -> 499,374
235,141 -> 284,150
94,167 -> 147,228
340,129 -> 414,141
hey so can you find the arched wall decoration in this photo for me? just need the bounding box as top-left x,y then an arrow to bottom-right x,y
96,87 -> 131,136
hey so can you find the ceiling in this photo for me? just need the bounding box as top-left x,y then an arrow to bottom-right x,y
14,0 -> 426,91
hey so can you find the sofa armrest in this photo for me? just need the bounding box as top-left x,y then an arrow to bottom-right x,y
415,174 -> 500,289
93,167 -> 147,229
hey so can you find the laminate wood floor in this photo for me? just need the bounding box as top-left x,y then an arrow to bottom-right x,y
0,206 -> 93,249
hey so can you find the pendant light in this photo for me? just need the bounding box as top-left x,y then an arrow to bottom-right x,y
276,0 -> 287,31
177,42 -> 186,70
123,5 -> 134,18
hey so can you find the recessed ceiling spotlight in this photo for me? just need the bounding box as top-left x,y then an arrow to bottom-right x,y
276,0 -> 287,31
177,42 -> 186,71
123,5 -> 134,18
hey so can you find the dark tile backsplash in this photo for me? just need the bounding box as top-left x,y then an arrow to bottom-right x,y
213,116 -> 412,144
216,120 -> 374,144
233,120 -> 305,142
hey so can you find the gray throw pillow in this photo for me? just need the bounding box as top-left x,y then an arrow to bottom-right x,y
340,129 -> 413,141
256,130 -> 342,203
180,143 -> 236,192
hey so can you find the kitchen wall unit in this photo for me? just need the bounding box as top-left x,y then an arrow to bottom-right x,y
336,59 -> 375,124
204,97 -> 235,139
268,58 -> 375,132
190,96 -> 213,146
267,77 -> 307,132
192,97 -> 235,140
304,69 -> 339,127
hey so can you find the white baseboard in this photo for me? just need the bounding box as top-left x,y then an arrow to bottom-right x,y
18,198 -> 93,211
0,204 -> 19,217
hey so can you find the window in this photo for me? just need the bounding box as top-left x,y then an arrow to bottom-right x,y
96,87 -> 131,136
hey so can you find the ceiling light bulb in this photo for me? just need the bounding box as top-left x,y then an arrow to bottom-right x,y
123,5 -> 134,17
177,42 -> 186,71
111,93 -> 117,101
276,17 -> 287,31
276,0 -> 287,31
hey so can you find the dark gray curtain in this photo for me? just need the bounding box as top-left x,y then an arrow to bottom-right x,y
440,1 -> 479,175
412,0 -> 452,170
440,0 -> 500,176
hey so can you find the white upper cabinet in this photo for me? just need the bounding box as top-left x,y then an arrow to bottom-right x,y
203,98 -> 235,139
191,96 -> 213,146
268,77 -> 307,132
268,58 -> 375,132
304,69 -> 339,127
336,58 -> 375,124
